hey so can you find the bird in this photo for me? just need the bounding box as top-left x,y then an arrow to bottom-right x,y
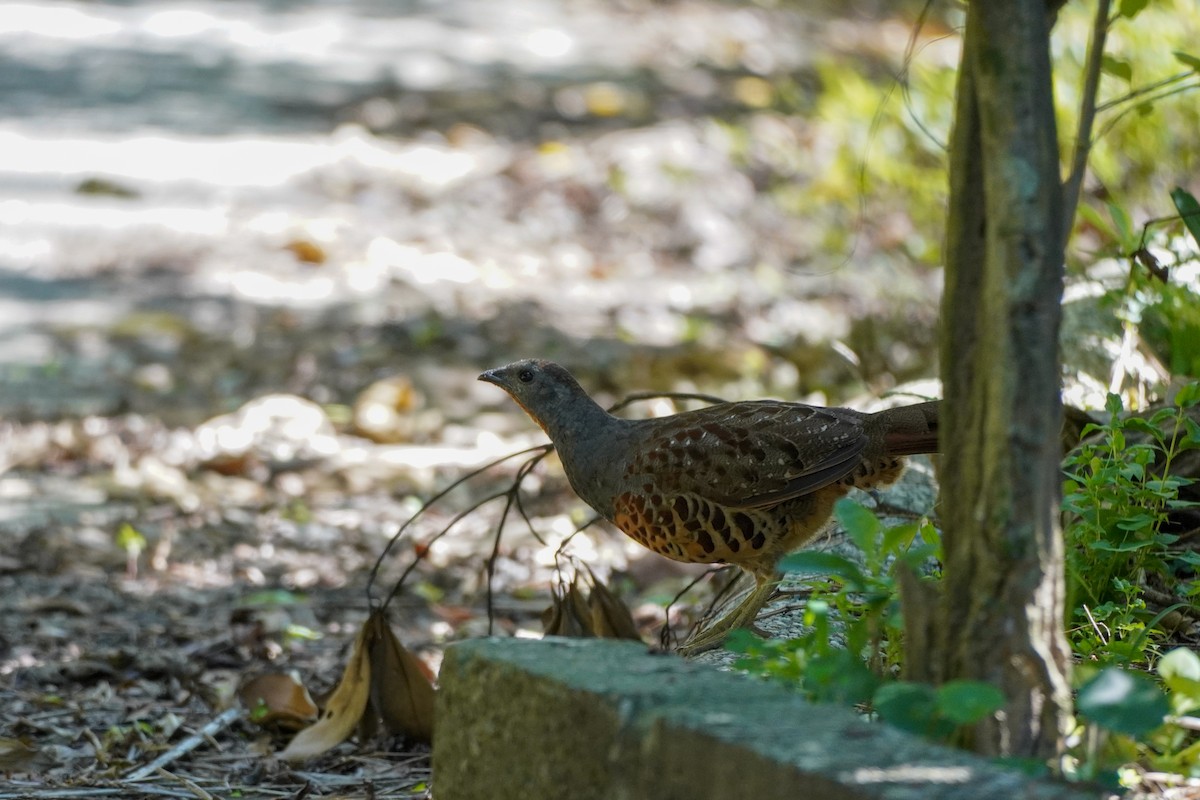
479,359 -> 939,654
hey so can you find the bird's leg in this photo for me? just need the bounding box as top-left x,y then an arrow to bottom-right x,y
676,571 -> 780,656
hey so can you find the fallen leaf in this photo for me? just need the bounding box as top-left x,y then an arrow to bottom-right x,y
75,177 -> 139,198
240,672 -> 319,733
352,375 -> 424,443
0,737 -> 41,773
543,570 -> 642,641
586,568 -> 642,641
279,622 -> 372,761
366,609 -> 435,743
284,239 -> 327,264
543,578 -> 592,637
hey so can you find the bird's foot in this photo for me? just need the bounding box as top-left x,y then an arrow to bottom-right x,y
675,578 -> 777,657
675,626 -> 733,657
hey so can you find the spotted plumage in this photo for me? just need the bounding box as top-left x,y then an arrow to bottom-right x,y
479,358 -> 939,653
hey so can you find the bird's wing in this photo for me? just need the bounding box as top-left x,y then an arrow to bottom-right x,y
623,401 -> 868,509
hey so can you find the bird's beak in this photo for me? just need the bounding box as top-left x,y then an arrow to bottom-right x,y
478,368 -> 504,387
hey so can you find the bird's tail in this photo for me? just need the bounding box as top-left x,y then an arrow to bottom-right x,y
873,400 -> 940,456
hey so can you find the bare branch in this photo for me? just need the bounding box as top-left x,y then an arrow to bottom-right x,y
1062,0 -> 1112,241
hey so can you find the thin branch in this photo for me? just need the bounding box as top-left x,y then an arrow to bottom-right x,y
123,707 -> 242,782
484,449 -> 553,632
1093,80 -> 1200,144
1137,210 -> 1200,245
364,444 -> 551,606
1095,69 -> 1194,113
381,487 -> 514,611
659,568 -> 727,650
152,768 -> 215,800
1062,0 -> 1112,241
897,0 -> 951,153
607,391 -> 727,414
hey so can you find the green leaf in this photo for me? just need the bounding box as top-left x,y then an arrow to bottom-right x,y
1175,51 -> 1200,73
916,519 -> 942,559
881,522 -> 919,557
1175,382 -> 1200,409
1172,187 -> 1200,248
1089,538 -> 1156,552
1115,513 -> 1156,531
1118,0 -> 1150,18
935,680 -> 1006,725
724,628 -> 764,655
1076,203 -> 1117,242
779,551 -> 868,587
804,650 -> 879,705
1101,56 -> 1132,83
1159,647 -> 1200,681
115,522 -> 146,555
1105,391 -> 1125,417
1185,416 -> 1200,445
1158,648 -> 1200,713
835,498 -> 880,552
1077,668 -> 1170,736
873,682 -> 942,735
1108,202 -> 1137,251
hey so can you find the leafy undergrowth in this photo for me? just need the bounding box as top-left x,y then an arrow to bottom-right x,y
730,382 -> 1200,795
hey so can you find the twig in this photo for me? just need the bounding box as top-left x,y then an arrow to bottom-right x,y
1062,0 -> 1111,241
659,567 -> 731,649
365,444 -> 551,607
382,488 -> 514,611
897,0 -> 949,153
1081,603 -> 1109,645
1093,80 -> 1200,149
484,447 -> 555,632
154,767 -> 215,800
0,790 -> 127,799
607,391 -> 727,413
1096,69 -> 1195,113
123,706 -> 241,782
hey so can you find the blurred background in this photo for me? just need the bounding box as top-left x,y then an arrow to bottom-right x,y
0,0 -> 961,425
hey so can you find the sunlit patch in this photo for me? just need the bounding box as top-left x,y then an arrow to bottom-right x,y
222,269 -> 336,304
140,9 -> 217,39
0,2 -> 120,40
523,28 -> 572,60
366,238 -> 480,285
0,129 -> 329,187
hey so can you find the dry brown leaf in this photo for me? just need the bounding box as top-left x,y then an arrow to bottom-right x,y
544,570 -> 642,641
541,591 -> 565,634
279,620 -> 372,762
366,609 -> 435,744
0,737 -> 41,773
284,239 -> 327,264
568,580 -> 593,633
586,570 -> 642,642
543,578 -> 592,637
239,672 -> 319,733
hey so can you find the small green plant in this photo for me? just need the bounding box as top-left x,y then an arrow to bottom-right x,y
1062,383 -> 1200,666
1066,647 -> 1200,788
1080,187 -> 1200,385
729,499 -> 959,719
873,679 -> 1005,743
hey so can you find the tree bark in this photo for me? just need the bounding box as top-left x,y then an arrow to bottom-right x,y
935,0 -> 1073,758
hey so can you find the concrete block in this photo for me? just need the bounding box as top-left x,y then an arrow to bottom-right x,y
434,637 -> 1103,800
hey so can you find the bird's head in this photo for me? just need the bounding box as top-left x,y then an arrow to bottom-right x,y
478,359 -> 596,435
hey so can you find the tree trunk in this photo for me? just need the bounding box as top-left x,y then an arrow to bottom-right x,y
934,0 -> 1073,758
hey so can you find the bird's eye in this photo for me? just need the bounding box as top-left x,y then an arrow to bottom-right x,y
518,369 -> 534,383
